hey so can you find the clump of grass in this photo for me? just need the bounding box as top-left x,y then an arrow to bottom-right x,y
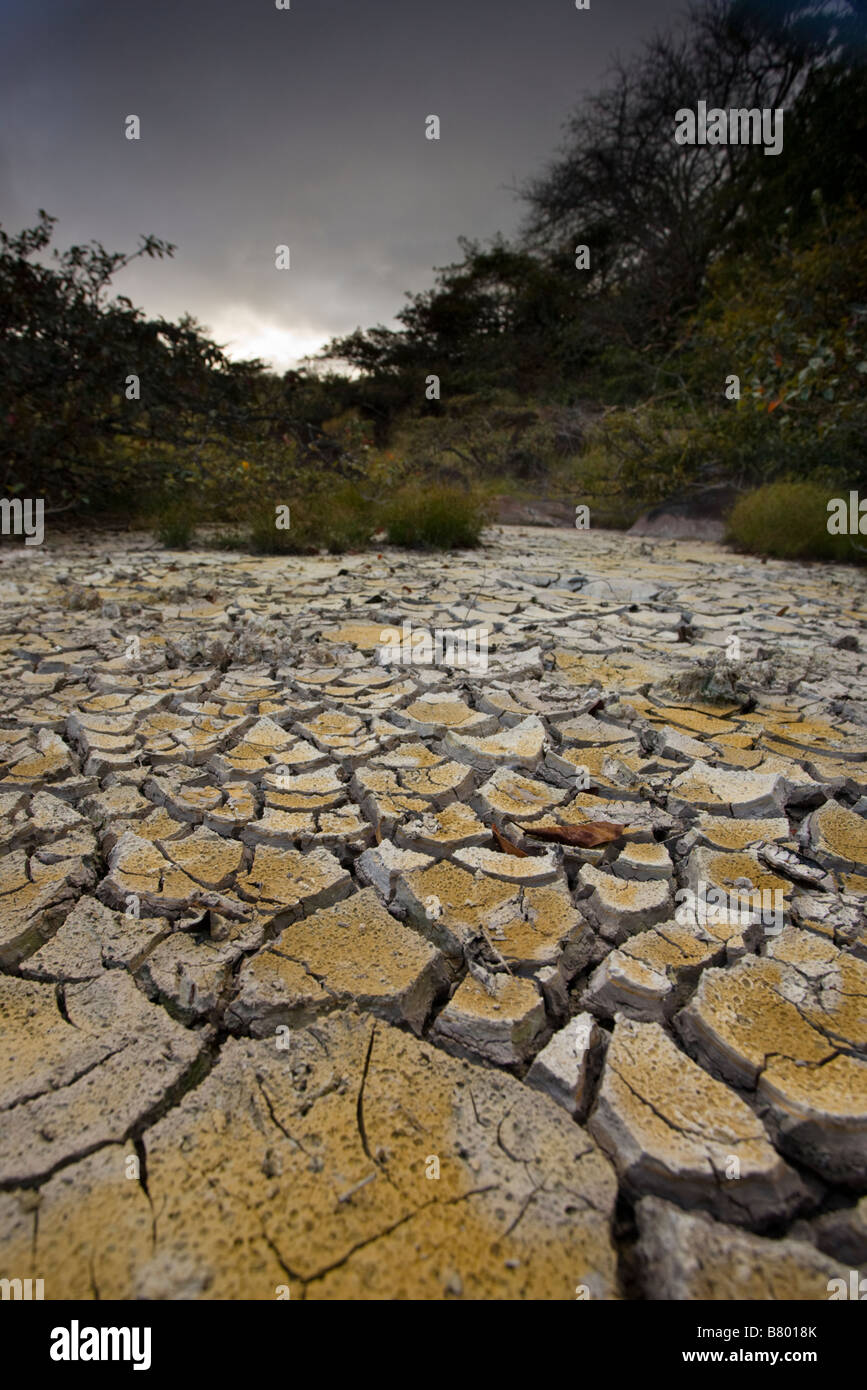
727,482 -> 861,561
154,501 -> 194,549
381,484 -> 488,549
320,487 -> 377,553
247,502 -> 310,554
246,487 -> 376,555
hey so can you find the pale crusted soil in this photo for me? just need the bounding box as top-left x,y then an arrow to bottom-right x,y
0,524 -> 865,1300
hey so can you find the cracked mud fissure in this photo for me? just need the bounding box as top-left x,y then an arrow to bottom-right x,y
0,524 -> 865,1299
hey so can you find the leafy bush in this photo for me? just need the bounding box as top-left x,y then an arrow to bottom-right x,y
387,399 -> 597,496
680,206 -> 867,489
727,482 -> 861,561
695,206 -> 867,428
577,404 -> 703,510
0,213 -> 277,510
556,441 -> 652,528
381,484 -> 488,549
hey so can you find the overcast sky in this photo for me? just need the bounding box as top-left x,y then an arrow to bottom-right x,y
1,0 -> 687,372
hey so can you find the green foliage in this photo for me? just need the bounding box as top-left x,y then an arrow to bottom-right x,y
578,404 -> 701,507
240,483 -> 485,554
578,206 -> 867,505
154,502 -> 195,550
246,504 -> 307,554
0,211 -> 271,509
247,486 -> 376,555
386,398 -> 595,496
688,205 -> 867,484
727,482 -> 861,560
570,347 -> 659,408
381,485 -> 488,550
558,438 -> 656,529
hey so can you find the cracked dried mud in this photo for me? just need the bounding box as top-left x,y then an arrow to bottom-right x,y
0,524 -> 865,1300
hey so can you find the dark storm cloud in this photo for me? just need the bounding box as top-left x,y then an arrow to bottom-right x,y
0,0 -> 686,369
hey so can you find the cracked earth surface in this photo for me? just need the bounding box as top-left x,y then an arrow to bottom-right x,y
0,524 -> 866,1300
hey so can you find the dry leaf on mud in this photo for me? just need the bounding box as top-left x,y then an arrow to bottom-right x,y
492,824 -> 529,857
519,820 -> 627,847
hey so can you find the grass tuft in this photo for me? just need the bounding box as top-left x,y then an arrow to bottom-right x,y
381,484 -> 488,549
726,482 -> 861,562
154,502 -> 194,549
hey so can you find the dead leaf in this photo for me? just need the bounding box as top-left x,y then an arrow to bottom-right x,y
492,824 -> 528,857
519,820 -> 627,848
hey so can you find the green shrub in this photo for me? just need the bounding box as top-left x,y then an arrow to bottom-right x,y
690,207 -> 867,480
382,484 -> 488,549
555,441 -> 654,528
247,502 -> 310,555
726,482 -> 861,561
154,501 -> 194,549
388,401 -> 582,488
247,487 -> 375,555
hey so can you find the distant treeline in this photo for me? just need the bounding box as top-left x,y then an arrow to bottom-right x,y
1,0 -> 865,523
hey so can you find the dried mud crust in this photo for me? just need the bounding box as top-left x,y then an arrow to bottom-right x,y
0,524 -> 865,1299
